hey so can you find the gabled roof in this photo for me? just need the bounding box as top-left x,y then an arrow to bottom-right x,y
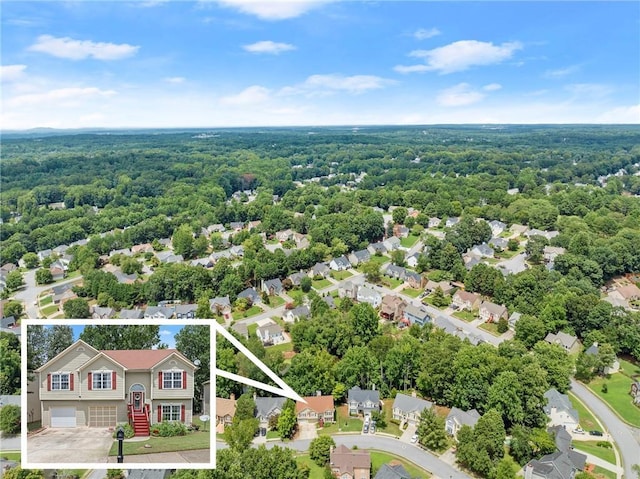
347,387 -> 380,405
404,304 -> 430,321
35,339 -> 100,372
119,309 -> 144,319
374,464 -> 411,479
296,395 -> 334,414
480,300 -> 507,317
543,389 -> 578,423
330,445 -> 370,476
392,393 -> 432,414
255,397 -> 287,418
453,290 -> 481,304
216,397 -> 236,418
545,331 -> 578,349
446,407 -> 481,428
102,349 -> 194,370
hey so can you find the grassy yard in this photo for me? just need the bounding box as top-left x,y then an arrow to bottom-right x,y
232,305 -> 263,320
479,322 -> 502,336
403,287 -> 423,298
593,467 -> 617,479
586,372 -> 640,427
400,235 -> 419,248
266,430 -> 280,440
421,296 -> 447,310
568,392 -> 600,431
368,255 -> 389,266
312,278 -> 332,290
267,341 -> 294,355
318,406 -> 362,436
0,452 -> 21,461
453,310 -> 477,322
370,451 -> 431,478
383,277 -> 404,289
247,323 -> 258,337
42,304 -> 60,317
572,441 -> 616,465
619,358 -> 640,378
295,455 -> 329,478
494,249 -> 522,260
264,295 -> 285,308
108,430 -> 210,456
379,401 -> 402,437
40,295 -> 53,306
331,270 -> 353,281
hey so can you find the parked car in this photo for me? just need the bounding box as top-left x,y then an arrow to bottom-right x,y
410,434 -> 418,443
370,423 -> 376,434
589,430 -> 604,436
363,424 -> 369,434
573,427 -> 585,434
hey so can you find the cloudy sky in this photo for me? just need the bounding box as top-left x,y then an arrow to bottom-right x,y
1,1 -> 638,129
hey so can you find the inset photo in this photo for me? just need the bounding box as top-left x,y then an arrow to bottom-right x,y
22,320 -> 213,469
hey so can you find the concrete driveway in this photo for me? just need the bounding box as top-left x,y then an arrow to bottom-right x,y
296,421 -> 318,440
28,428 -> 114,463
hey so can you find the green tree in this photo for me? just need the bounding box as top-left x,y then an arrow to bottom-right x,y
277,406 -> 297,440
300,276 -> 312,293
334,346 -> 380,390
532,342 -> 572,392
22,252 -> 40,269
0,404 -> 20,434
416,407 -> 448,452
3,468 -> 44,479
175,325 -> 210,413
196,296 -> 214,319
224,416 -> 259,451
390,249 -> 406,267
27,325 -> 48,370
509,425 -> 534,465
361,260 -> 381,283
392,207 -> 408,225
172,224 -> 195,259
80,325 -> 160,349
0,332 -> 21,394
235,393 -> 256,421
515,315 -> 547,349
63,297 -> 91,318
487,371 -> 524,427
309,436 -> 336,466
350,303 -> 380,345
35,268 -> 53,285
3,300 -> 24,320
507,239 -> 519,252
5,271 -> 24,291
46,325 -> 74,360
431,287 -> 449,308
371,409 -> 387,429
497,317 -> 509,334
495,456 -> 519,479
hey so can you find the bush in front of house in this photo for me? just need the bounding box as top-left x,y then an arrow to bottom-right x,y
112,423 -> 134,439
0,405 -> 21,434
151,421 -> 187,437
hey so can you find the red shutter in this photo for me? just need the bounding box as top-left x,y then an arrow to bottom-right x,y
158,372 -> 163,389
157,405 -> 162,422
181,404 -> 185,422
47,374 -> 51,391
70,373 -> 74,391
88,372 -> 92,390
112,371 -> 117,390
182,371 -> 186,389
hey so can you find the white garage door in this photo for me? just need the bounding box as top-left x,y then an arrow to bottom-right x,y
51,407 -> 76,428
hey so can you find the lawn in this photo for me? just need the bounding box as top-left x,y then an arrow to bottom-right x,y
264,295 -> 285,308
295,455 -> 329,478
403,288 -> 423,298
568,392 -> 600,431
318,406 -> 362,436
379,401 -> 402,437
572,441 -> 616,465
400,235 -> 419,248
586,372 -> 640,427
331,270 -> 353,280
593,467 -> 617,479
232,305 -> 263,320
267,341 -> 294,355
40,295 -> 53,306
312,278 -> 332,290
0,452 -> 20,461
370,451 -> 431,478
479,322 -> 503,336
108,430 -> 210,456
453,310 -> 477,322
494,249 -> 521,260
383,277 -> 404,289
619,358 -> 640,378
368,255 -> 389,266
421,296 -> 447,310
247,323 -> 258,337
42,304 -> 60,317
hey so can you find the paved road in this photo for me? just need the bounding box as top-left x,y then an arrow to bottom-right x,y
217,435 -> 471,479
0,433 -> 20,451
13,269 -> 81,319
570,380 -> 640,479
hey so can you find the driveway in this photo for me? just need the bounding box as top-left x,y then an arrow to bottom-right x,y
106,449 -> 209,464
399,423 -> 417,444
296,421 -> 318,440
27,428 -> 114,463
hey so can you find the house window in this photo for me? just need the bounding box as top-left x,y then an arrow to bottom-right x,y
92,371 -> 112,390
162,404 -> 181,421
51,373 -> 70,390
163,371 -> 183,389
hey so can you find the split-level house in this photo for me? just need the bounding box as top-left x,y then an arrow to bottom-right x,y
296,395 -> 335,424
543,389 -> 579,431
392,393 -> 432,426
479,301 -> 508,323
348,250 -> 371,267
452,290 -> 481,311
402,304 -> 431,327
544,332 -> 581,354
347,387 -> 380,416
445,407 -> 481,438
329,445 -> 371,479
379,295 -> 407,321
35,339 -> 196,436
255,396 -> 287,428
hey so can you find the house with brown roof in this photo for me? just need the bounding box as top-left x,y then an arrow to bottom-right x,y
452,290 -> 481,311
479,300 -> 508,323
379,295 -> 407,321
215,395 -> 237,432
296,395 -> 335,424
35,339 -> 196,436
544,332 -> 581,354
329,444 -> 371,479
617,283 -> 640,301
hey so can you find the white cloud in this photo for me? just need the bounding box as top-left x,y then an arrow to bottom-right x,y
413,28 -> 441,40
565,83 -> 613,99
28,35 -> 139,60
544,65 -> 580,78
1,64 -> 27,83
164,76 -> 186,84
8,87 -> 117,107
597,104 -> 640,123
437,83 -> 485,107
406,40 -> 523,74
243,40 -> 296,54
217,0 -> 328,20
160,329 -> 172,336
483,83 -> 502,91
281,74 -> 394,96
220,85 -> 271,105
393,64 -> 430,74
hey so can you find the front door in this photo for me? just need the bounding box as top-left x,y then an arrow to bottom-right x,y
132,391 -> 144,412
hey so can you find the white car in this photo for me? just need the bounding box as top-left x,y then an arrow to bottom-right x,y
410,434 -> 418,443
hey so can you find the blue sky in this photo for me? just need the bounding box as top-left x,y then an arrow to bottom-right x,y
1,1 -> 638,129
69,325 -> 182,349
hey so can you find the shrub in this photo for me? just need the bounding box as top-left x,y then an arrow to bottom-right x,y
107,470 -> 124,479
0,405 -> 21,434
596,441 -> 612,448
601,383 -> 608,393
497,317 -> 509,334
112,423 -> 134,439
154,421 -> 187,437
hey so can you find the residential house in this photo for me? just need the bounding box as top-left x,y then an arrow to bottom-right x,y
405,271 -> 424,289
617,283 -> 640,302
348,250 -> 371,267
288,271 -> 308,287
402,304 -> 431,327
229,221 -> 245,232
543,389 -> 579,430
1,316 -> 17,329
38,249 -> 53,261
428,217 -> 441,228
323,295 -> 336,309
339,281 -> 359,300
283,305 -> 310,323
50,265 -> 66,281
230,245 -> 244,257
383,236 -> 401,252
294,233 -> 310,249
254,396 -> 286,428
445,407 -> 481,438
275,229 -> 295,242
330,256 -> 351,271
374,464 -> 411,479
118,309 -> 144,319
52,245 -> 70,256
525,426 -> 586,479
479,301 -> 508,323
156,251 -> 184,264
471,243 -> 495,258
131,243 -> 154,255
174,304 -> 197,319
405,253 -> 420,269
393,224 -> 410,238
215,395 -> 236,432
585,342 -> 620,374
379,295 -> 407,321
630,381 -> 640,405
347,387 -> 380,416
445,217 -> 460,228
329,444 -> 371,479
55,289 -> 78,311
489,220 -> 507,237
508,312 -> 522,330
35,339 -> 196,434
210,296 -> 231,313
113,269 -> 138,284
452,290 -> 481,311
110,248 -> 132,258
247,220 -> 262,231
424,280 -> 455,295
296,395 -> 335,424
310,262 -> 331,279
544,332 -> 581,354
262,278 -> 284,296
392,393 -> 432,425
144,306 -> 174,319
238,287 -> 260,305
525,229 -> 560,241
368,242 -> 387,255
91,307 -> 116,319
463,254 -> 482,270
256,319 -> 285,345
543,246 -> 566,263
489,237 -> 509,250
356,286 -> 382,308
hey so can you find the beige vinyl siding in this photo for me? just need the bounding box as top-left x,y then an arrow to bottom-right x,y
81,357 -> 125,400
152,356 -> 195,400
124,372 -> 153,395
42,400 -> 87,428
150,399 -> 192,425
39,347 -> 98,400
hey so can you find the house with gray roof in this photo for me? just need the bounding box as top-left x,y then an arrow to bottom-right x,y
118,309 -> 144,319
231,322 -> 248,339
392,393 -> 432,425
525,426 -> 586,479
543,389 -> 579,430
479,300 -> 508,323
283,305 -> 310,323
91,306 -> 116,319
445,407 -> 481,438
471,243 -> 495,258
262,278 -> 284,296
374,464 -> 412,479
330,255 -> 351,271
348,249 -> 371,267
544,332 -> 581,353
256,319 -> 285,345
445,217 -> 460,228
403,304 -> 431,327
356,285 -> 382,308
585,342 -> 620,374
288,271 -> 308,287
238,287 -> 260,304
254,396 -> 287,427
368,242 -> 387,255
175,303 -> 197,319
383,236 -> 401,251
347,386 -> 380,416
489,220 -> 507,236
143,306 -> 174,319
489,237 -> 509,250
310,262 -> 331,278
